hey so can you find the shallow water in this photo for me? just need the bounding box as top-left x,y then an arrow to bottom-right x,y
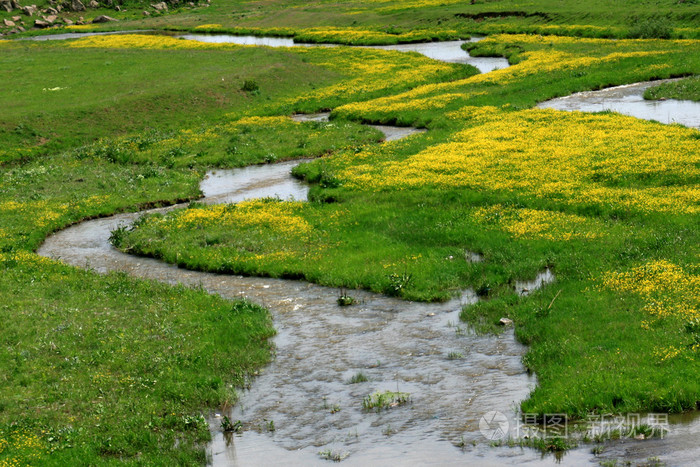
36,122 -> 543,465
24,31 -> 699,463
178,34 -> 509,73
37,118 -> 700,465
537,80 -> 700,128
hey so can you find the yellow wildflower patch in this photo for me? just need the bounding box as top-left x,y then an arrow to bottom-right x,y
472,204 -> 600,241
290,46 -> 462,107
339,109 -> 700,215
0,429 -> 46,466
172,200 -> 312,236
64,24 -> 97,31
653,345 -> 687,362
602,260 -> 699,323
68,34 -> 243,50
228,116 -> 292,127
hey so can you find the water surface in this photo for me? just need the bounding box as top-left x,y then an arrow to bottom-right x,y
538,80 -> 700,128
178,34 -> 509,73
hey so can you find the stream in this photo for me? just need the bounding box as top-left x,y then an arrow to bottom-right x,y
37,123 -> 546,465
26,31 -> 509,73
177,34 -> 509,73
29,32 -> 700,465
37,115 -> 700,466
537,79 -> 700,128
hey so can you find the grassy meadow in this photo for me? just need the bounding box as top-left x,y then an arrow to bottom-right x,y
117,35 -> 700,419
0,35 -> 472,464
4,0 -> 700,41
1,0 -> 699,465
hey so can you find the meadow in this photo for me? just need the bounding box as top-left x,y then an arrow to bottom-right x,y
0,36 -> 471,464
117,35 -> 700,420
1,0 -> 699,465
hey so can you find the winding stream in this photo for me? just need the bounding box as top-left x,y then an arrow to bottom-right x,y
37,124 -> 546,465
177,34 -> 510,73
37,116 -> 700,466
27,33 -> 700,465
538,79 -> 700,128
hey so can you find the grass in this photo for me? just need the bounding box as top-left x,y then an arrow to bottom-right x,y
347,372 -> 368,384
6,0 -> 700,46
10,0 -> 697,40
645,75 -> 700,102
0,257 -> 275,464
318,449 -> 349,461
337,289 -> 356,306
0,40 -> 340,163
0,36 -> 466,464
362,391 -> 411,412
118,35 -> 700,420
2,1 -> 700,465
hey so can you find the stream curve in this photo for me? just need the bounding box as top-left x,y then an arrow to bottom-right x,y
37,122 -> 549,465
538,79 -> 700,128
27,32 -> 700,465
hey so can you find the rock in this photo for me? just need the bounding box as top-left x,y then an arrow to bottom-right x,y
142,10 -> 149,15
634,434 -> 645,440
1,0 -> 12,13
17,25 -> 24,31
45,7 -> 58,14
11,14 -> 20,20
92,14 -> 116,22
43,14 -> 57,23
151,1 -> 167,10
63,18 -> 73,25
70,0 -> 85,11
187,2 -> 194,6
114,4 -> 120,11
3,18 -> 15,26
11,0 -> 20,9
498,317 -> 514,326
88,0 -> 98,6
22,5 -> 37,15
34,19 -> 50,28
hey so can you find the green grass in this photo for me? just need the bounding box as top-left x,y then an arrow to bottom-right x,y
2,1 -> 700,464
362,391 -> 411,412
347,372 -> 369,384
117,35 -> 700,420
0,40 -> 345,163
645,75 -> 700,101
6,0 -> 700,41
0,37 -> 468,464
0,260 -> 275,464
